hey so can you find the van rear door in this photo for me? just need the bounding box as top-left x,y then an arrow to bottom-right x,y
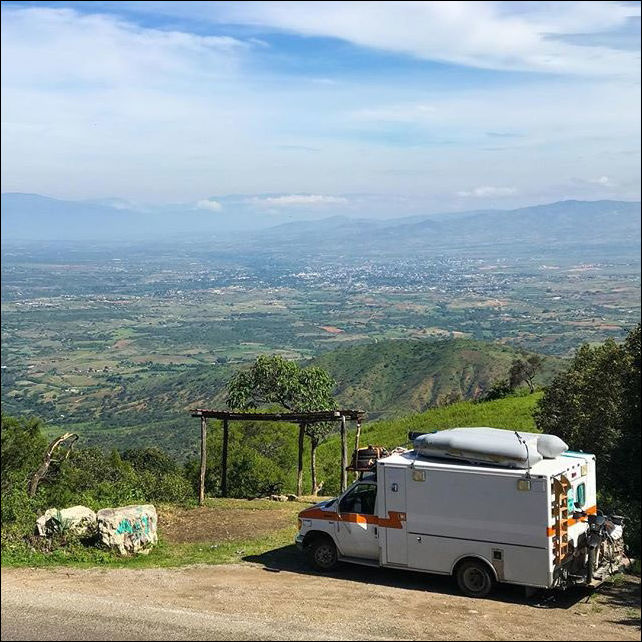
384,466 -> 408,566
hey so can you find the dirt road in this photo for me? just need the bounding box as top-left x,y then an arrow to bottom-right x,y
1,560 -> 640,641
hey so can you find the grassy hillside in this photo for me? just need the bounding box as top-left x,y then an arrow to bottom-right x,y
313,392 -> 541,495
311,338 -> 561,417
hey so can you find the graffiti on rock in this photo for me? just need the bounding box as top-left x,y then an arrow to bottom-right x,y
115,515 -> 151,536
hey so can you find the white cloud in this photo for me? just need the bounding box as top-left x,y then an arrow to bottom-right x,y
0,7 -> 248,87
195,199 -> 223,212
589,176 -> 617,187
458,186 -> 517,198
206,1 -> 641,77
253,194 -> 349,207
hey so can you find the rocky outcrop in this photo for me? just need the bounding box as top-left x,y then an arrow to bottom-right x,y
96,504 -> 158,556
35,505 -> 97,538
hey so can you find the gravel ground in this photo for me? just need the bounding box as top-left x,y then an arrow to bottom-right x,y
1,563 -> 640,641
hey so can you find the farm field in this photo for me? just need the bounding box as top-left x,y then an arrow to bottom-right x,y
2,239 -> 638,455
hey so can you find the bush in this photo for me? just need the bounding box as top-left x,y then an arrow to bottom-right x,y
481,379 -> 513,401
1,417 -> 199,552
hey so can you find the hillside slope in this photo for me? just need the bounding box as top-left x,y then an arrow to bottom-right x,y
35,338 -> 559,456
311,338 -> 562,416
315,393 -> 542,494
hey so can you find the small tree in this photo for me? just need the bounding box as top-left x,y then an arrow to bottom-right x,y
226,355 -> 336,496
509,354 -> 543,393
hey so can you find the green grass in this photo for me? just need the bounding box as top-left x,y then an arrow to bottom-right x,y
1,528 -> 298,569
2,498 -> 304,569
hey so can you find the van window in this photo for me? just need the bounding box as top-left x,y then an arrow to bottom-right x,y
575,482 -> 586,508
567,487 -> 575,512
339,484 -> 377,515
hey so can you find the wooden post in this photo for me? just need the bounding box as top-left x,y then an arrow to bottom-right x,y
353,419 -> 362,480
221,418 -> 229,498
310,437 -> 318,496
340,415 -> 347,492
297,423 -> 305,497
199,416 -> 207,506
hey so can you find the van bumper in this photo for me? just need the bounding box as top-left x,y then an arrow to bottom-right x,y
295,533 -> 305,551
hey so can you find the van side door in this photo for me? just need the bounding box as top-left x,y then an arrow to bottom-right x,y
384,466 -> 408,566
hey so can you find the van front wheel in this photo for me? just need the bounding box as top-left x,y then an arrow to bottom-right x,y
455,560 -> 495,598
307,537 -> 338,572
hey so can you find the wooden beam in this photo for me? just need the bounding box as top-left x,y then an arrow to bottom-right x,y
221,418 -> 229,498
191,409 -> 364,422
297,423 -> 305,497
199,416 -> 207,506
340,415 -> 347,492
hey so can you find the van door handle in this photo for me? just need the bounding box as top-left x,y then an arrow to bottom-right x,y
391,483 -> 399,492
416,536 -> 422,543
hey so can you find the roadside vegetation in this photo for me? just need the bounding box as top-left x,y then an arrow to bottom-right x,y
1,325 -> 639,566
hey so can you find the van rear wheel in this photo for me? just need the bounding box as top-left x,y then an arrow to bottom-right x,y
455,560 -> 494,598
307,537 -> 338,571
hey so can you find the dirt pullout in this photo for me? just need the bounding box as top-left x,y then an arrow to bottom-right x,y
1,565 -> 640,641
158,505 -> 296,543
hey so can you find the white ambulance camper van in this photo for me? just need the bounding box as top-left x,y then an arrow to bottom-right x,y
296,427 -> 626,597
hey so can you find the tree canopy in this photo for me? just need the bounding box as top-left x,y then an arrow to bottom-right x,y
535,324 -> 640,552
226,355 -> 335,413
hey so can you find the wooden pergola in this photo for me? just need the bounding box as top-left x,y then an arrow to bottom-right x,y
190,409 -> 365,505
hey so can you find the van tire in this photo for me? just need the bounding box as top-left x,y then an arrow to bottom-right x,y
455,559 -> 495,598
306,536 -> 338,572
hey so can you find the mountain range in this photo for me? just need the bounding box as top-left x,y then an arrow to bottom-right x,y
1,194 -> 640,257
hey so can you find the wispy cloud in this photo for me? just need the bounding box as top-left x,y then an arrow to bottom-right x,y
205,0 -> 641,77
457,186 -> 517,198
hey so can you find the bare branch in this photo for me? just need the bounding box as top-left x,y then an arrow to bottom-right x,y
28,432 -> 78,498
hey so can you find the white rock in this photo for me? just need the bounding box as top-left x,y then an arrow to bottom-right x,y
35,506 -> 97,537
97,504 -> 158,556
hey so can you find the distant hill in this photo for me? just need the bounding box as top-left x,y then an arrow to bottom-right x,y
0,192 -> 316,241
2,194 -> 639,254
254,199 -> 641,256
310,338 -> 564,417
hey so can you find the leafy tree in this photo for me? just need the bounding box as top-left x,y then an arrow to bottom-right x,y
226,355 -> 336,495
534,325 -> 641,552
226,355 -> 335,412
509,355 -> 543,393
121,447 -> 178,475
1,415 -> 47,494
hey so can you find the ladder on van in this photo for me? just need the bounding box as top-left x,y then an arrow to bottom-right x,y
551,475 -> 571,564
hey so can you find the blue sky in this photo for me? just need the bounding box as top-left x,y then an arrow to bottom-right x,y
1,1 -> 640,219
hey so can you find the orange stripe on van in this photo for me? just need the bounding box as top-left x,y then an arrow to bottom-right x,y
298,507 -> 406,529
546,505 -> 597,537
